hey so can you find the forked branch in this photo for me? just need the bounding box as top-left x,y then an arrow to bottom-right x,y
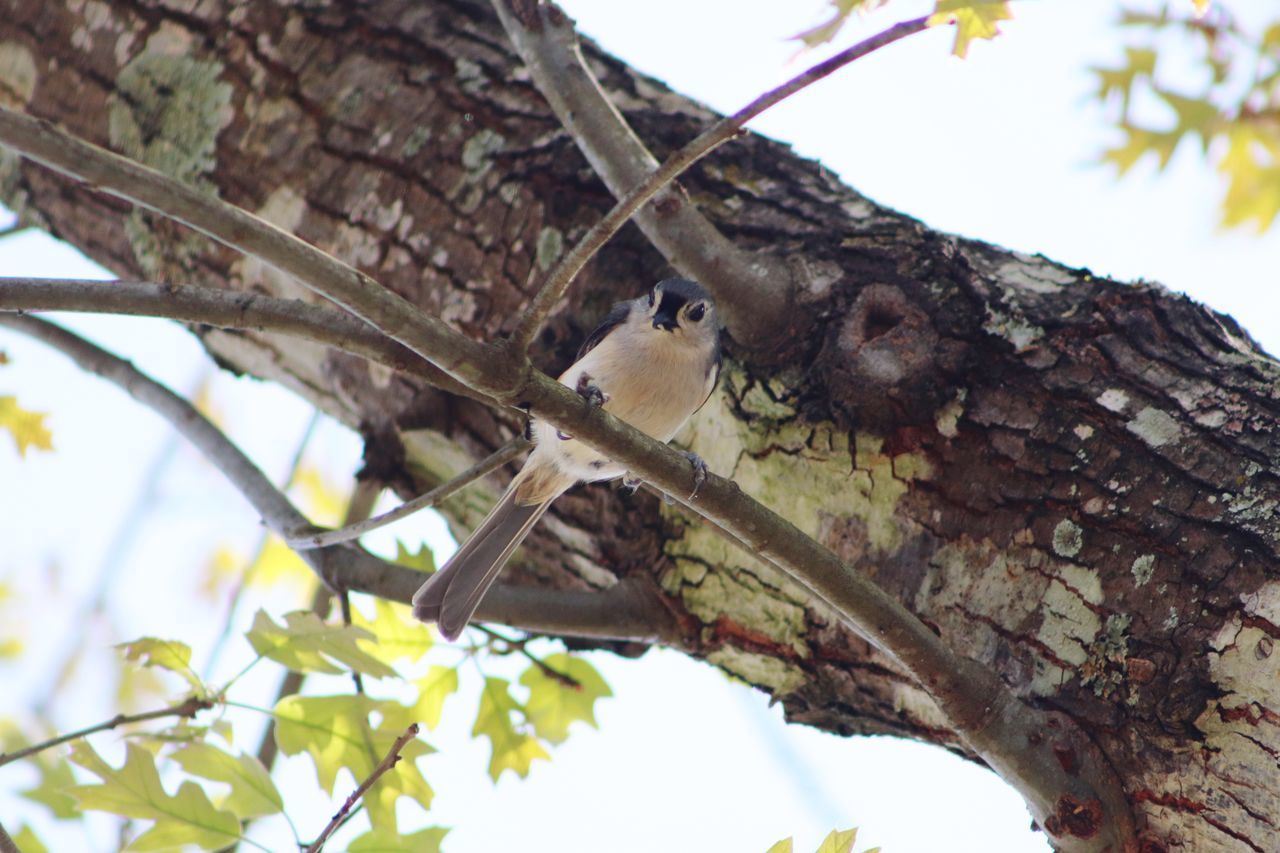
495,1 -> 929,350
0,108 -> 1133,848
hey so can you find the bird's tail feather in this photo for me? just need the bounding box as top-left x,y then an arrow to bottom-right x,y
412,486 -> 552,641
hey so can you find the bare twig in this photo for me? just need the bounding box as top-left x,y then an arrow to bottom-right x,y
0,696 -> 212,769
286,438 -> 529,549
495,2 -> 930,350
0,115 -> 1134,847
305,723 -> 420,853
0,314 -> 679,645
0,109 -> 509,393
0,278 -> 492,405
474,625 -> 580,689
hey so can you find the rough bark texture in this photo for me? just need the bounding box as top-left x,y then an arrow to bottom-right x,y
4,1 -> 1280,849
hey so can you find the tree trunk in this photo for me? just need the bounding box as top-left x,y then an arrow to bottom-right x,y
4,1 -> 1279,849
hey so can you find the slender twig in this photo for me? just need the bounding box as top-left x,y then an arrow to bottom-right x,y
474,625 -> 580,690
287,438 -> 528,549
0,314 -> 679,645
0,278 -> 492,405
496,4 -> 931,351
0,115 -> 1134,847
0,109 -> 509,393
305,724 -> 420,853
0,696 -> 212,769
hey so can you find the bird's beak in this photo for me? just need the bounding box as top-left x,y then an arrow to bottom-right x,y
652,303 -> 679,332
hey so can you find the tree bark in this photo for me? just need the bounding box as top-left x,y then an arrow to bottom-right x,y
4,1 -> 1279,849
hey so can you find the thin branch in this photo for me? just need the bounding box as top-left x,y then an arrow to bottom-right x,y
0,696 -> 212,769
0,278 -> 493,406
0,115 -> 1134,847
0,109 -> 510,393
305,723 -> 420,853
495,3 -> 930,350
286,438 -> 529,549
0,314 -> 679,645
474,625 -> 580,689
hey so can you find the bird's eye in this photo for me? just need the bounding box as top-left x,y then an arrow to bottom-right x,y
687,303 -> 706,322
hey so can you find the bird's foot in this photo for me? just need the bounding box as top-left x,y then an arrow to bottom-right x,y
559,374 -> 609,440
682,451 -> 709,500
575,373 -> 609,408
620,475 -> 642,495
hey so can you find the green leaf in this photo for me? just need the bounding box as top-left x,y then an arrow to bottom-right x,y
0,395 -> 53,457
929,0 -> 1013,58
20,752 -> 80,819
271,694 -> 434,830
246,609 -> 397,679
792,0 -> 884,48
1101,124 -> 1182,174
12,825 -> 49,853
382,665 -> 459,732
353,597 -> 434,665
348,826 -> 449,852
117,638 -> 204,694
68,742 -> 241,851
518,653 -> 612,744
394,540 -> 436,574
472,677 -> 549,781
766,839 -> 794,853
814,828 -> 858,853
171,743 -> 282,819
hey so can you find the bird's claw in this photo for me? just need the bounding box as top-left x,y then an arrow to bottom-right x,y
682,451 -> 709,500
575,373 -> 609,408
559,375 -> 608,440
621,475 -> 641,495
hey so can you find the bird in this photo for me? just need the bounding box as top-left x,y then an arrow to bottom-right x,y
412,277 -> 721,640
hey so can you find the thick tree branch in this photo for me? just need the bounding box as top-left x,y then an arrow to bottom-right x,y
494,1 -> 929,349
286,438 -> 529,549
0,696 -> 213,769
0,314 -> 678,645
0,114 -> 1133,848
0,822 -> 19,853
0,277 -> 494,406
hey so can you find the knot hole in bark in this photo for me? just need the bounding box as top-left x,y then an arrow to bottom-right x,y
817,283 -> 967,431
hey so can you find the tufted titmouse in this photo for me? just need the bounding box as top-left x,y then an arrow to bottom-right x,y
412,278 -> 721,640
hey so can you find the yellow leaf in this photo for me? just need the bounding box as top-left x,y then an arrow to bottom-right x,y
246,609 -> 397,679
353,597 -> 434,665
929,0 -> 1013,58
349,826 -> 449,852
118,637 -> 205,694
518,653 -> 612,744
472,677 -> 549,781
814,828 -> 858,853
766,840 -> 794,853
171,743 -> 283,819
271,694 -> 434,830
383,665 -> 459,733
0,395 -> 53,457
1191,0 -> 1211,16
68,742 -> 241,851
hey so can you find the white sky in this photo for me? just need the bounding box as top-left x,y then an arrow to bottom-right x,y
3,1 -> 1278,852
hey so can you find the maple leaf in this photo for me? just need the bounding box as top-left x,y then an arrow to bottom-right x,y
929,0 -> 1013,58
68,742 -> 241,851
472,676 -> 549,781
0,395 -> 53,457
518,653 -> 612,744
